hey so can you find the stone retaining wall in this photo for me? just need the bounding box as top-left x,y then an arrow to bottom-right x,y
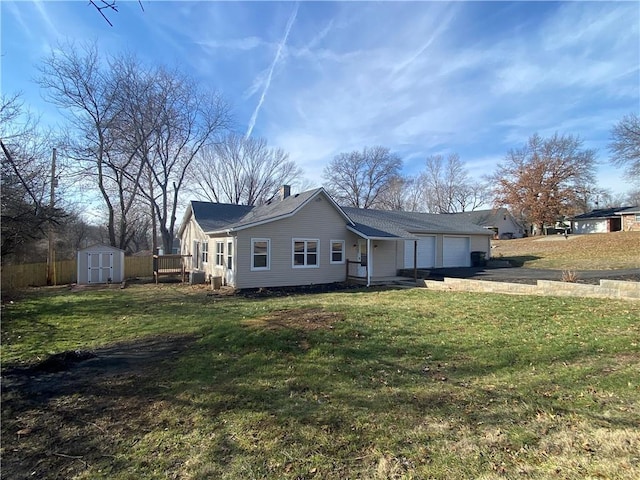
421,277 -> 640,301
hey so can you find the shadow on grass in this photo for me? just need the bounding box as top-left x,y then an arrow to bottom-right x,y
501,255 -> 540,267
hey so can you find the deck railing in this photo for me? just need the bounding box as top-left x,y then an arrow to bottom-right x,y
153,254 -> 190,283
346,259 -> 367,281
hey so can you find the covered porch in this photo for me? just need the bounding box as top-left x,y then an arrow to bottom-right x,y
346,268 -> 418,287
345,233 -> 422,287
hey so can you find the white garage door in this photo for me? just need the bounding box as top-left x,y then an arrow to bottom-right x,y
404,237 -> 435,268
443,237 -> 470,267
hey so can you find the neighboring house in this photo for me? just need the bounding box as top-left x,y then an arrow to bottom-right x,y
571,207 -> 637,234
616,206 -> 640,231
178,186 -> 493,289
448,208 -> 525,239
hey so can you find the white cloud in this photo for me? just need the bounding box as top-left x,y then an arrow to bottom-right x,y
3,0 -> 637,200
197,36 -> 264,52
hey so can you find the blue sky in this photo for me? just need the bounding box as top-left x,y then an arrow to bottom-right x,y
2,0 -> 639,198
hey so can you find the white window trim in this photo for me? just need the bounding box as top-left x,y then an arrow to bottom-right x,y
330,239 -> 345,264
227,240 -> 234,270
251,238 -> 271,271
202,241 -> 209,264
215,241 -> 224,266
292,238 -> 320,269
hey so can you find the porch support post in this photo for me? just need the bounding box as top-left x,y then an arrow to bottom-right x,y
367,238 -> 371,287
414,240 -> 418,282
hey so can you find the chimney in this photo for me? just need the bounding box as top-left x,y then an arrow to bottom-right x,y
280,185 -> 291,201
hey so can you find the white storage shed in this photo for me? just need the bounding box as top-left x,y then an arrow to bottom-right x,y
77,244 -> 125,284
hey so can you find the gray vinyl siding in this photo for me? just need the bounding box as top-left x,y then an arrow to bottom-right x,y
469,235 -> 491,259
369,240 -> 397,277
235,194 -> 351,289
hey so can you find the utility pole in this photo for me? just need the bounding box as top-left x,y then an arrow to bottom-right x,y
47,148 -> 57,286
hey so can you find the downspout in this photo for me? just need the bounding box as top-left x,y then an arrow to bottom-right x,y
367,238 -> 371,287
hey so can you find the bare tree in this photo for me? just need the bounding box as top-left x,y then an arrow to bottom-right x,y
376,175 -> 424,212
323,146 -> 402,208
136,70 -> 231,253
419,153 -> 488,213
189,132 -> 302,206
38,42 -> 135,249
625,188 -> 640,206
38,42 -> 231,253
0,94 -> 65,260
609,112 -> 640,184
488,133 -> 596,235
456,182 -> 491,213
89,1 -> 144,27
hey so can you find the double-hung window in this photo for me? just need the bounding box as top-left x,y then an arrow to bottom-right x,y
202,241 -> 209,264
215,241 -> 224,266
293,239 -> 319,268
330,240 -> 345,264
251,238 -> 270,270
227,241 -> 233,270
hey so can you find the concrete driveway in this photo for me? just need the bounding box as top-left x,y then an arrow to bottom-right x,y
424,266 -> 640,285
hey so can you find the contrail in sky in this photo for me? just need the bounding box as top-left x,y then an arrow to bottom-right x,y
245,2 -> 298,139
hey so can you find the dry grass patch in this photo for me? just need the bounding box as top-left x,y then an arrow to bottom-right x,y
492,231 -> 640,269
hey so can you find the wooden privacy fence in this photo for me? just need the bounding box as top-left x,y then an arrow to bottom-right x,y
1,256 -> 154,291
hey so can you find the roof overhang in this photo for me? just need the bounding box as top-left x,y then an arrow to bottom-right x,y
346,225 -> 410,240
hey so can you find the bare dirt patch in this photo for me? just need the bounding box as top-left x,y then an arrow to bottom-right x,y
242,308 -> 345,352
242,308 -> 344,332
1,334 -> 198,480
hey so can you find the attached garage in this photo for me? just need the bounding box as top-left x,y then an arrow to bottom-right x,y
443,236 -> 470,267
77,244 -> 125,285
404,237 -> 435,268
572,207 -> 625,234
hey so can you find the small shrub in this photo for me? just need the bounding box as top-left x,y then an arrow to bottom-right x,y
561,270 -> 579,283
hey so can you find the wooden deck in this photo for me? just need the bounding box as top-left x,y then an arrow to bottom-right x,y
153,255 -> 190,283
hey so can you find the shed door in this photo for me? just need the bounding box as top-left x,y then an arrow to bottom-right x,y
443,237 -> 470,267
404,237 -> 435,269
88,252 -> 114,284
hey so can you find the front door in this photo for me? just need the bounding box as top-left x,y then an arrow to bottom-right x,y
357,239 -> 368,277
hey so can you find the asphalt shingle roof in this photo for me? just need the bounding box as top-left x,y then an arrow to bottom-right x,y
186,189 -> 494,238
189,188 -> 333,233
572,206 -> 638,220
190,201 -> 253,233
447,208 -> 516,227
343,207 -> 493,238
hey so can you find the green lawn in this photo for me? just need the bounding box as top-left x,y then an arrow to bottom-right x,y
2,284 -> 639,479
